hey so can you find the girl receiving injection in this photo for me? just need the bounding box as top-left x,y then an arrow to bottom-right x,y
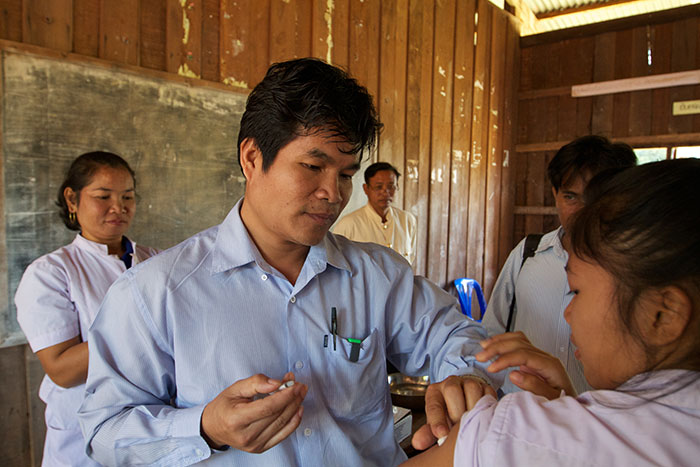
403,158 -> 700,466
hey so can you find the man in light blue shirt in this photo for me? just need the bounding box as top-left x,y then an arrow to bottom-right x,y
483,135 -> 637,395
78,58 -> 498,466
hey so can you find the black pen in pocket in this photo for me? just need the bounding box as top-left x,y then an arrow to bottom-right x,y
331,307 -> 337,351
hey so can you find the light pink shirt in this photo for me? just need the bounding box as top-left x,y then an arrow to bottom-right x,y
15,234 -> 158,466
455,370 -> 700,466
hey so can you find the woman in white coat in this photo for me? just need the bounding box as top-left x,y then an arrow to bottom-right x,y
15,151 -> 159,466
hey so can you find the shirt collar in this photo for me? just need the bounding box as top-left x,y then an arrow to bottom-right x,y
210,198 -> 352,276
363,203 -> 393,223
596,369 -> 700,408
320,233 -> 352,273
536,226 -> 566,258
72,233 -> 134,258
210,198 -> 257,274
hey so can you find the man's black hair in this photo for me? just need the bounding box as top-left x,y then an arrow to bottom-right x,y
547,135 -> 637,191
364,162 -> 400,185
237,58 -> 383,174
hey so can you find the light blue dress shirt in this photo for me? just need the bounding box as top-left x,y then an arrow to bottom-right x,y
79,199 -> 496,466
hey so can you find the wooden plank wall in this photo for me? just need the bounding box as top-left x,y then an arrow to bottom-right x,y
515,10 -> 700,242
0,0 -> 518,289
0,1 -> 519,464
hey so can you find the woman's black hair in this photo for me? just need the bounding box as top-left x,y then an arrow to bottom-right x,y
571,158 -> 700,375
237,58 -> 383,174
56,151 -> 136,230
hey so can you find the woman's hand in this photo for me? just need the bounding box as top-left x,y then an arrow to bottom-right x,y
476,332 -> 576,399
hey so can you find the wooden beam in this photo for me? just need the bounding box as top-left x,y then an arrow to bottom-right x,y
514,206 -> 557,215
404,0 -> 434,276
426,0 -> 456,286
572,70 -> 700,97
517,132 -> 700,153
518,85 -> 570,101
516,141 -> 562,152
446,0 -> 477,283
498,18 -> 519,269
466,0 -> 493,287
0,39 -> 246,94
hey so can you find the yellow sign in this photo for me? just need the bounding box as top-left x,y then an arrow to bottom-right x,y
673,100 -> 700,116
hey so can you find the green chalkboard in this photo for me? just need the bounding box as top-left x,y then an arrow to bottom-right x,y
1,49 -> 248,347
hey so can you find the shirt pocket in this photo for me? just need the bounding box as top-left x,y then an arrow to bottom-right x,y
318,328 -> 389,421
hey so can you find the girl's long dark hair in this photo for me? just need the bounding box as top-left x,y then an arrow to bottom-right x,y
570,158 -> 700,401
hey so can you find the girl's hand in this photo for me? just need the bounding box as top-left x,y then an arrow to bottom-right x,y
476,332 -> 576,399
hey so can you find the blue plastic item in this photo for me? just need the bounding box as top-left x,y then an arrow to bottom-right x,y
454,278 -> 487,322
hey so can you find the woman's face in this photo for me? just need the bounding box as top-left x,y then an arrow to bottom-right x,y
65,166 -> 135,248
564,253 -> 646,389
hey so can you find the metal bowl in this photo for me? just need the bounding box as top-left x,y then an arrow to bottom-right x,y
388,373 -> 430,410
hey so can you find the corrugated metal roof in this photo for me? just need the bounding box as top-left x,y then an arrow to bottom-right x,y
525,0 -> 611,16
519,0 -> 699,35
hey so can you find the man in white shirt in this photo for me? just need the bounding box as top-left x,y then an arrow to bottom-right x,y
333,162 -> 417,265
482,135 -> 637,394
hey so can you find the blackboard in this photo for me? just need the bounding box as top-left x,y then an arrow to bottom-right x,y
1,49 -> 248,347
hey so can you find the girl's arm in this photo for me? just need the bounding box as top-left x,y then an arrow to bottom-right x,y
401,422 -> 459,467
36,337 -> 88,388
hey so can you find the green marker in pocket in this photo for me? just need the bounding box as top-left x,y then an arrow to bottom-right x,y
348,338 -> 362,362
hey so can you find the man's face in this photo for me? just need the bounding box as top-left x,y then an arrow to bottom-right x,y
240,131 -> 360,251
553,173 -> 589,231
363,170 -> 398,216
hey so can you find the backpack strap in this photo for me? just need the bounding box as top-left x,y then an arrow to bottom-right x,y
505,233 -> 543,332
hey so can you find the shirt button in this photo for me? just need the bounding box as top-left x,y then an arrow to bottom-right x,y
295,360 -> 304,370
195,448 -> 203,456
304,428 -> 312,437
261,274 -> 268,281
290,296 -> 296,303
